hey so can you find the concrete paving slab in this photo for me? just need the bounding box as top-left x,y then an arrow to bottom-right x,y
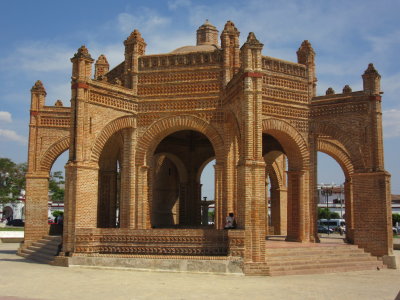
1,243 -> 399,300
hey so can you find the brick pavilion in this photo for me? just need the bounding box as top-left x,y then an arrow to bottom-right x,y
20,21 -> 394,275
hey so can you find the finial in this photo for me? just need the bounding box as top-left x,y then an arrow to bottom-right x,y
326,87 -> 335,95
31,80 -> 46,95
72,45 -> 93,60
96,54 -> 109,65
246,32 -> 261,44
363,63 -> 380,76
342,85 -> 352,93
54,100 -> 63,107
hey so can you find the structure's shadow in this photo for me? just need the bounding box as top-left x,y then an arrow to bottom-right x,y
395,290 -> 400,300
0,250 -> 17,255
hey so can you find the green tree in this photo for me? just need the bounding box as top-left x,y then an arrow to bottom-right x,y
49,171 -> 65,203
318,207 -> 340,220
0,158 -> 26,203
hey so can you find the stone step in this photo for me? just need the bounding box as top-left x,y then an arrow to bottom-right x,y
265,244 -> 360,252
265,248 -> 365,257
266,255 -> 378,267
28,245 -> 58,257
40,236 -> 62,244
268,261 -> 385,276
20,249 -> 54,264
266,252 -> 373,261
269,260 -> 383,272
32,241 -> 60,251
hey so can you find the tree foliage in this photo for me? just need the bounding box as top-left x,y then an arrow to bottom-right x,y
318,207 -> 340,220
49,171 -> 65,203
0,158 -> 26,203
0,157 -> 65,204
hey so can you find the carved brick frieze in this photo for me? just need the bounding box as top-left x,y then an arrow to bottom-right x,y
139,51 -> 222,71
312,102 -> 369,117
262,56 -> 307,78
139,71 -> 220,85
263,76 -> 308,91
262,87 -> 309,103
139,98 -> 219,112
138,82 -> 220,97
74,230 -> 229,256
39,116 -> 70,128
262,102 -> 309,119
89,91 -> 137,112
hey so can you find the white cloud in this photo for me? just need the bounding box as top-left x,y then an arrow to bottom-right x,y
383,109 -> 400,138
0,129 -> 27,145
168,0 -> 191,10
1,42 -> 73,73
117,11 -> 170,36
0,112 -> 12,123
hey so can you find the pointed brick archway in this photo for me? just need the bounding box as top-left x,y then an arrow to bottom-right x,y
262,118 -> 311,242
136,115 -> 224,229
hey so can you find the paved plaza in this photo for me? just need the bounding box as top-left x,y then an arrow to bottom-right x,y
0,243 -> 399,300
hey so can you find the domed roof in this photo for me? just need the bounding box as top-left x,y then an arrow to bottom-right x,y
170,44 -> 219,54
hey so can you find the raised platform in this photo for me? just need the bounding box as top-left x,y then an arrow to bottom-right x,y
62,254 -> 244,275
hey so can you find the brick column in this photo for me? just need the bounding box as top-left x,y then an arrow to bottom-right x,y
23,173 -> 49,247
120,128 -> 136,228
271,187 -> 287,235
344,179 -> 354,243
286,170 -> 308,242
136,165 -> 150,229
214,163 -> 225,229
352,171 -> 392,256
63,162 -> 98,253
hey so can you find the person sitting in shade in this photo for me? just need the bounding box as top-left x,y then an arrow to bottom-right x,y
224,212 -> 236,229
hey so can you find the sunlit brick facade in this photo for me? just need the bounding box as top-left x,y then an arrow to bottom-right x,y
21,20 -> 393,275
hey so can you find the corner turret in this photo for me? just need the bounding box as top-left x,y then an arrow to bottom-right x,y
94,54 -> 110,80
70,45 -> 94,81
240,32 -> 263,72
362,63 -> 381,95
221,20 -> 240,85
124,29 -> 146,91
30,80 -> 47,110
297,40 -> 317,98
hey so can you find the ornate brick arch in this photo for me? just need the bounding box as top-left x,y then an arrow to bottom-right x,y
317,138 -> 354,178
136,115 -> 224,166
91,116 -> 136,163
262,118 -> 309,170
264,151 -> 285,188
40,136 -> 70,172
311,122 -> 364,170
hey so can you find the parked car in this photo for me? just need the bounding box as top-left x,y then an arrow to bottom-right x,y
7,219 -> 25,227
318,225 -> 334,234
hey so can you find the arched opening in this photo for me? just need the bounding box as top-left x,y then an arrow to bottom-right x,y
97,130 -> 123,228
151,130 -> 215,228
263,141 -> 288,237
317,152 -> 346,242
199,158 -> 215,226
48,150 -> 68,224
261,123 -> 308,242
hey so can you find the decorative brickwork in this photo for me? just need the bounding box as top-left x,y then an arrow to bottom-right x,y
22,21 -> 393,275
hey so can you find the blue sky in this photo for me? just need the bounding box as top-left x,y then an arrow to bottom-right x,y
0,0 -> 399,195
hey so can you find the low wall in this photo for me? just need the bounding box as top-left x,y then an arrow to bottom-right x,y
0,231 -> 24,243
